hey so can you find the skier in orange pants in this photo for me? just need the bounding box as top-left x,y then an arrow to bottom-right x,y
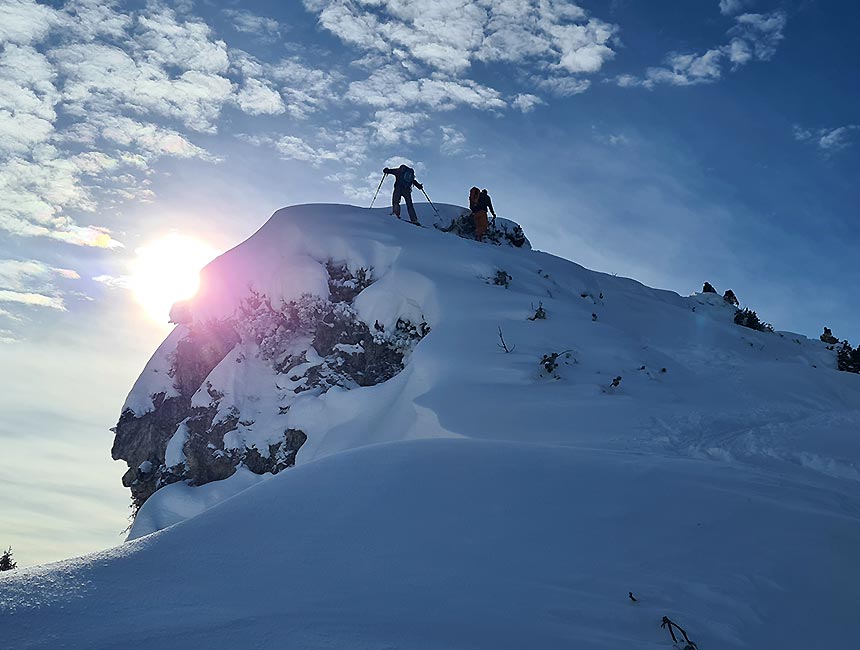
469,187 -> 496,241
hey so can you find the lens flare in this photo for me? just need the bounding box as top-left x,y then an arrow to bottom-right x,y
130,233 -> 221,323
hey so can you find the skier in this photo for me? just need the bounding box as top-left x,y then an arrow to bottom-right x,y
469,187 -> 496,241
383,164 -> 423,225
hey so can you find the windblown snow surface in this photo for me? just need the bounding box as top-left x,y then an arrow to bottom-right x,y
3,203 -> 860,650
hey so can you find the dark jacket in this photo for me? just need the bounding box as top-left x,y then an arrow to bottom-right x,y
474,190 -> 496,217
384,165 -> 423,192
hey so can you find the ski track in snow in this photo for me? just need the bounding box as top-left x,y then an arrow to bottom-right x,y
3,203 -> 860,649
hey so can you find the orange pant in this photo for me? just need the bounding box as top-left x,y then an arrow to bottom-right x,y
473,209 -> 488,240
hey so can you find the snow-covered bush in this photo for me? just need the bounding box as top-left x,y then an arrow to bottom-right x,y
837,341 -> 860,373
723,289 -> 739,307
528,302 -> 546,320
821,327 -> 839,345
436,214 -> 527,247
493,270 -> 512,288
539,351 -> 572,375
734,308 -> 774,333
237,292 -> 327,363
327,262 -> 372,302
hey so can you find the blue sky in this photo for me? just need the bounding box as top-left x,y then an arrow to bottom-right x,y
0,0 -> 857,566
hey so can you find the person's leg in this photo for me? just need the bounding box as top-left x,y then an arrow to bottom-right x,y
474,209 -> 488,240
404,191 -> 418,223
392,187 -> 402,217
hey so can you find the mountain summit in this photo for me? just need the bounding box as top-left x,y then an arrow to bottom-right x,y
4,203 -> 860,649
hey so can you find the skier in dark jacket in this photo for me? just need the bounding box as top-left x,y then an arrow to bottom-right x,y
469,187 -> 496,241
383,164 -> 423,224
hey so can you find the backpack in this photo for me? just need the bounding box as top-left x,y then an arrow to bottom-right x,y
397,166 -> 415,189
469,187 -> 480,210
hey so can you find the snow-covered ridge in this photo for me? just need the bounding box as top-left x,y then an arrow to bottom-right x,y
6,201 -> 860,649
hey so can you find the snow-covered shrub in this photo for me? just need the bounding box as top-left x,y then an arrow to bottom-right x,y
579,290 -> 604,304
528,302 -> 547,320
734,308 -> 774,333
436,214 -> 527,247
437,213 -> 476,238
821,327 -> 839,345
539,351 -> 572,375
237,292 -> 327,363
327,262 -> 372,302
493,270 -> 512,288
837,341 -> 860,373
723,289 -> 739,307
503,224 -> 527,248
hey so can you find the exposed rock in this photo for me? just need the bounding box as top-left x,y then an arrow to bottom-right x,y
113,261 -> 429,512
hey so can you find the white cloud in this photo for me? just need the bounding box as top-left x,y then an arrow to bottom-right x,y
241,133 -> 345,166
0,259 -> 51,290
223,9 -> 281,40
234,78 -> 286,116
512,93 -> 545,113
719,0 -> 753,16
134,7 -> 230,75
303,0 -> 615,108
0,289 -> 66,310
794,125 -> 859,153
49,42 -> 235,133
0,0 -> 65,45
230,51 -> 341,119
592,128 -> 631,146
0,258 -> 80,312
726,38 -> 753,67
274,135 -> 338,163
368,110 -> 428,145
347,69 -> 505,111
440,126 -> 466,155
93,274 -> 133,290
620,11 -> 786,88
97,116 -> 218,160
0,45 -> 60,156
646,49 -> 725,87
536,76 -> 591,97
64,0 -> 133,42
305,0 -> 618,79
731,11 -> 786,61
614,74 -> 640,88
0,327 -> 20,343
0,1 -> 256,247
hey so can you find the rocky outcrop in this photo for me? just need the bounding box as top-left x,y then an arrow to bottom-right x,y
113,261 -> 429,512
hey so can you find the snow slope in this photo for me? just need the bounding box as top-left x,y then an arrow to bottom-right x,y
3,202 -> 860,649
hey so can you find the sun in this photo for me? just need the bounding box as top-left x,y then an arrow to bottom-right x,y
130,233 -> 221,324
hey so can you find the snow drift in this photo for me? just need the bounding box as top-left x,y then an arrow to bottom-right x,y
3,202 -> 860,649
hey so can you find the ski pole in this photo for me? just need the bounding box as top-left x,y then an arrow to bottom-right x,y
369,173 -> 386,208
420,186 -> 440,216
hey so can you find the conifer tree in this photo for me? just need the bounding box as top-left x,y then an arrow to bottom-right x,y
0,546 -> 16,571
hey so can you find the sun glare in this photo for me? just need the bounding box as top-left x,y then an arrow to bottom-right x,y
131,233 -> 221,324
